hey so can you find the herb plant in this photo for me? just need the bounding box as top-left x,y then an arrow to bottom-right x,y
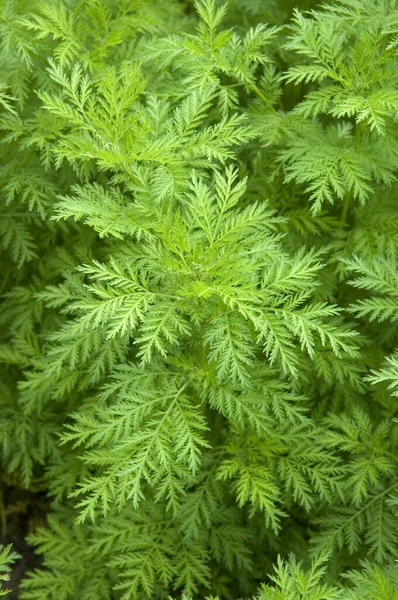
0,545 -> 18,597
1,0 -> 398,598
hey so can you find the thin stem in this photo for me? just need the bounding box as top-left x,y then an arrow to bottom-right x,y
329,478 -> 398,543
376,447 -> 398,465
340,126 -> 362,224
340,189 -> 352,225
74,0 -> 87,12
248,83 -> 278,115
198,341 -> 207,370
0,271 -> 10,296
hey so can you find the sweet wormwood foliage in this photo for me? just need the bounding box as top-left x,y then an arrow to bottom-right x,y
0,545 -> 18,597
1,0 -> 398,598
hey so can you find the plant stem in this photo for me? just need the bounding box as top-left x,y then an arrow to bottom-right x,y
74,0 -> 87,11
340,126 -> 362,224
0,271 -> 10,296
248,83 -> 278,115
377,447 -> 398,465
340,189 -> 352,225
198,342 -> 207,369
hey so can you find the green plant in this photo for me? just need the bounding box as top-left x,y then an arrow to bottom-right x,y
1,0 -> 398,598
0,545 -> 18,596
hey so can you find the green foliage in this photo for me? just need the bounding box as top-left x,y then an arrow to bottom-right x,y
0,545 -> 19,596
1,0 -> 398,598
